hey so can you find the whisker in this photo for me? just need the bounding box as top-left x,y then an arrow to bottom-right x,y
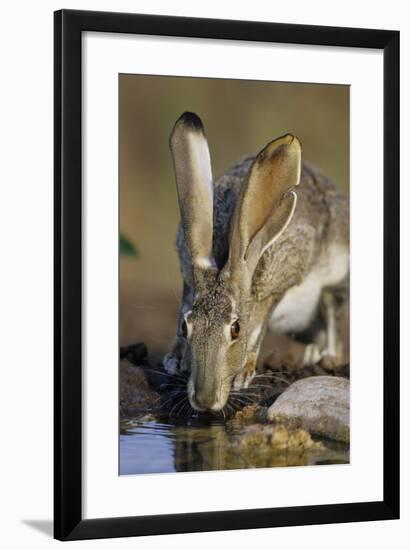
229,393 -> 249,401
176,397 -> 188,417
230,401 -> 244,412
226,401 -> 239,412
159,383 -> 187,389
253,377 -> 290,387
230,396 -> 258,408
179,399 -> 190,417
253,371 -> 287,379
161,392 -> 186,409
163,388 -> 186,394
181,402 -> 191,418
230,396 -> 250,410
230,389 -> 260,395
169,395 -> 187,416
248,383 -> 286,389
145,368 -> 188,381
162,392 -> 184,407
228,396 -> 250,408
143,368 -> 171,377
230,391 -> 260,400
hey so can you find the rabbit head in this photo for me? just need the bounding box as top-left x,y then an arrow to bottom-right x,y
170,112 -> 301,411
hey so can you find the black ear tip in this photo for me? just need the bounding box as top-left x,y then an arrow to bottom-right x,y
177,111 -> 205,132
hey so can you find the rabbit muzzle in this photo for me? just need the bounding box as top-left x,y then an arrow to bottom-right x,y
187,370 -> 231,412
186,322 -> 244,412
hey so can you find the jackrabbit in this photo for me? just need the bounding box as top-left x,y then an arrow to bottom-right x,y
163,112 -> 349,412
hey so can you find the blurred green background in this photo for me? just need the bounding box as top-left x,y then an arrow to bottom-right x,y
119,74 -> 349,359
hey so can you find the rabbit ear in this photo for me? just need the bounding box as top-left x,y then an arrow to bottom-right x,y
229,134 -> 301,279
170,113 -> 215,276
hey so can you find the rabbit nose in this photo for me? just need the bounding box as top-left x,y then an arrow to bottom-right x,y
193,390 -> 216,410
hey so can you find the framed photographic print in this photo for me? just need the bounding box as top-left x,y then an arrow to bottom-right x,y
54,9 -> 400,541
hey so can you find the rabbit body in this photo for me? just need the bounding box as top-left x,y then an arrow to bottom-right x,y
165,113 -> 349,411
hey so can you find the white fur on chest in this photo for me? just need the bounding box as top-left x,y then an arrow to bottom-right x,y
269,245 -> 348,333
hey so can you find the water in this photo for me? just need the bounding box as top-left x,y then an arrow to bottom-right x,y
120,417 -> 349,475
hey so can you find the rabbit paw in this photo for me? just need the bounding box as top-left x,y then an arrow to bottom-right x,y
303,343 -> 323,366
163,338 -> 190,374
303,344 -> 339,369
319,353 -> 342,371
162,353 -> 180,375
233,356 -> 257,390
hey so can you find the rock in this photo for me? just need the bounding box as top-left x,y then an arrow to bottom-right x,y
120,359 -> 159,417
120,342 -> 148,366
267,376 -> 349,443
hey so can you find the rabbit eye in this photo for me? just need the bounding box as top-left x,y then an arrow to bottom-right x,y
230,320 -> 240,340
181,319 -> 188,339
181,311 -> 192,339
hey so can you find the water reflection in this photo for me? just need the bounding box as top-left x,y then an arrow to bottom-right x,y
120,417 -> 349,475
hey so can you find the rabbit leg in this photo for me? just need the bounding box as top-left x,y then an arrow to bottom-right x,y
163,338 -> 187,374
318,289 -> 349,369
303,289 -> 338,367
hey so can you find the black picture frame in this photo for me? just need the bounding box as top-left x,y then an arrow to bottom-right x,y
54,9 -> 400,541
